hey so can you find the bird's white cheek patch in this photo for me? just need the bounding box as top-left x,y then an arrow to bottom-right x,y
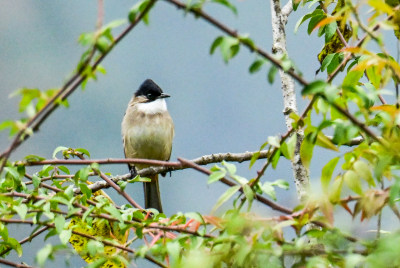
136,99 -> 167,114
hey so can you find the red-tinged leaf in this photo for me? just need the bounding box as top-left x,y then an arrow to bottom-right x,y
341,201 -> 353,216
314,16 -> 338,31
319,198 -> 334,226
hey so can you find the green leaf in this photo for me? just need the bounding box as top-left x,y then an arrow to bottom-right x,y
327,52 -> 344,74
4,167 -> 20,181
59,229 -> 72,245
219,36 -> 240,63
249,151 -> 260,168
325,22 -> 337,42
300,137 -> 315,169
6,237 -> 22,257
271,149 -> 281,169
76,148 -> 91,158
271,179 -> 289,190
231,174 -> 248,185
52,146 -> 68,159
129,0 -> 151,23
14,204 -> 28,220
102,19 -> 126,32
54,215 -> 65,233
249,59 -> 265,73
36,244 -> 52,267
104,205 -> 123,223
208,170 -> 226,184
212,185 -> 241,212
211,0 -> 238,15
321,157 -> 340,192
210,36 -> 223,55
76,166 -> 91,182
127,175 -> 151,183
268,136 -> 281,148
267,65 -> 278,84
243,184 -> 254,203
184,212 -> 205,224
281,134 -> 297,160
0,120 -> 18,136
57,165 -> 70,175
118,180 -> 128,191
307,14 -> 326,35
295,9 -> 324,33
316,132 -> 339,151
329,175 -> 343,203
222,161 -> 236,175
261,182 -> 276,200
320,53 -> 336,72
344,170 -> 363,195
366,66 -> 382,89
343,70 -> 363,88
353,160 -> 376,187
239,35 -> 255,50
166,241 -> 181,262
302,80 -> 328,96
79,183 -> 92,199
32,174 -> 41,188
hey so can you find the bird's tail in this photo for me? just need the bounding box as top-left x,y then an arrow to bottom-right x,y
143,174 -> 163,213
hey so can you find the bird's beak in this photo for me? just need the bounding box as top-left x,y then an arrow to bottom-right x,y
159,93 -> 170,99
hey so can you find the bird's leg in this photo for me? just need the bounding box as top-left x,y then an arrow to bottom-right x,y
129,165 -> 137,179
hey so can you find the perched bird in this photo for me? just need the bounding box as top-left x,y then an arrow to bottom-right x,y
121,79 -> 174,213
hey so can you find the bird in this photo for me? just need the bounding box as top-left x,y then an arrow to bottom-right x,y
121,79 -> 174,213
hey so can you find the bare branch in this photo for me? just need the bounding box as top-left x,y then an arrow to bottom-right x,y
270,0 -> 309,201
281,0 -> 293,23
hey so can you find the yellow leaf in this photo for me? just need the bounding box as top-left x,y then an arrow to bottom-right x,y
316,132 -> 339,151
368,0 -> 394,15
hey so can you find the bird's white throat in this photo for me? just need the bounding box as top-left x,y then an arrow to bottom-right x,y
136,98 -> 168,114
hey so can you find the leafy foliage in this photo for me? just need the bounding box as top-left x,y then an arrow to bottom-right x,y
1,0 -> 400,267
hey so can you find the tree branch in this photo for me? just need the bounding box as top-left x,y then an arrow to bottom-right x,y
164,0 -> 308,86
0,0 -> 157,174
270,0 -> 309,201
0,259 -> 32,268
0,218 -> 167,268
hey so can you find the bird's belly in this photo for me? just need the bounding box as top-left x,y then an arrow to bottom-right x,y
127,124 -> 171,161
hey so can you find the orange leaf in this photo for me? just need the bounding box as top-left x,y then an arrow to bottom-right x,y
370,104 -> 399,119
314,16 -> 338,31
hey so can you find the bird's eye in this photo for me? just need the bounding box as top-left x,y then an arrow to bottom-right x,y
146,93 -> 152,98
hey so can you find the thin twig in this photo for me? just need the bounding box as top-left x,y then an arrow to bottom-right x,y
0,259 -> 32,268
0,226 -> 49,257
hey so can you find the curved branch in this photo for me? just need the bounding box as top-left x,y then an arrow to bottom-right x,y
0,0 -> 158,174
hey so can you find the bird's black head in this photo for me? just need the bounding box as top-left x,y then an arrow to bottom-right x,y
135,79 -> 170,102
